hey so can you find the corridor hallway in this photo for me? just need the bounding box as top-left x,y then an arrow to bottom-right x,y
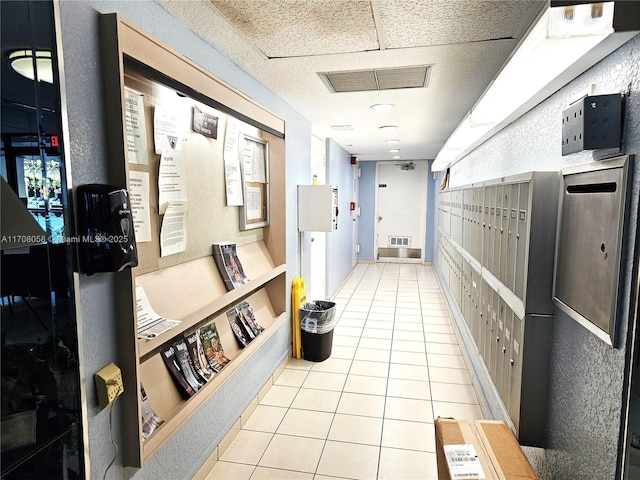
204,263 -> 484,480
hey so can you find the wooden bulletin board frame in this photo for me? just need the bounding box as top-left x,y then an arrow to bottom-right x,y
239,134 -> 269,230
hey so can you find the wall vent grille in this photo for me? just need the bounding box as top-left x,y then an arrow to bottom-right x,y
389,236 -> 411,247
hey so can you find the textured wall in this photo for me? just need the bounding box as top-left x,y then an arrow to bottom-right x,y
57,1 -> 311,478
437,34 -> 640,479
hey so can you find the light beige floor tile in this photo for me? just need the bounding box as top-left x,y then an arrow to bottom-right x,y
361,328 -> 394,339
349,360 -> 389,378
205,460 -> 254,480
427,353 -> 467,369
381,418 -> 436,452
219,430 -> 273,464
387,377 -> 431,400
365,320 -> 394,330
388,363 -> 430,381
392,339 -> 426,353
394,321 -> 423,332
344,374 -> 388,396
337,392 -> 386,418
426,332 -> 458,344
310,357 -> 352,374
316,441 -> 380,480
259,385 -> 299,408
276,408 -> 334,439
343,304 -> 370,313
250,466 -> 313,480
327,413 -> 383,445
424,323 -> 454,334
392,330 -> 422,342
432,401 -> 484,420
431,382 -> 478,404
426,342 -> 462,356
286,358 -> 314,370
329,345 -> 356,360
358,337 -> 393,350
385,397 -> 434,423
291,388 -> 341,412
337,318 -> 366,328
422,313 -> 451,324
355,346 -> 390,363
429,366 -> 471,385
274,368 -> 308,387
242,405 -> 288,433
332,335 -> 359,347
301,371 -> 347,391
333,326 -> 363,337
390,350 -> 428,366
367,312 -> 396,322
378,447 -> 438,480
258,434 -> 324,473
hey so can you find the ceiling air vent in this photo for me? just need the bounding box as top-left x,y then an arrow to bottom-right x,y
319,65 -> 432,93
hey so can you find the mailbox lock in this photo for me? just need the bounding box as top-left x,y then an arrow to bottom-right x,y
510,359 -> 514,366
496,336 -> 500,343
500,227 -> 504,233
503,347 -> 506,354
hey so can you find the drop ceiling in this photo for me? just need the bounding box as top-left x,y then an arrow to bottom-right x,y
157,0 -> 546,161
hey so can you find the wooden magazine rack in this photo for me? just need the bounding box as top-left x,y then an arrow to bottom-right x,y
99,13 -> 286,466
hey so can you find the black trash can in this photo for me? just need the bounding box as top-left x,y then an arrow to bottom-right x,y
300,300 -> 337,362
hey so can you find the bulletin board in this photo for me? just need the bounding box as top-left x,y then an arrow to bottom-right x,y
122,66 -> 273,275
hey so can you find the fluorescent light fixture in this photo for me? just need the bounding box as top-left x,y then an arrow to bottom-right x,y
379,125 -> 398,131
389,149 -> 400,153
385,139 -> 400,144
9,50 -> 53,83
370,103 -> 395,112
432,1 -> 638,172
392,155 -> 402,159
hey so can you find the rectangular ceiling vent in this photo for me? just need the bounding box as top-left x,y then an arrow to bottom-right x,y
319,65 -> 432,93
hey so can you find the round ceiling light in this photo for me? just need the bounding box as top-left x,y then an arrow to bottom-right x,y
9,50 -> 53,83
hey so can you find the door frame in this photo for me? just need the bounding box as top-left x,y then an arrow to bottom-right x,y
374,160 -> 427,263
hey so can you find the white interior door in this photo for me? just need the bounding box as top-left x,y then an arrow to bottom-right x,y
375,162 -> 427,262
352,164 -> 359,267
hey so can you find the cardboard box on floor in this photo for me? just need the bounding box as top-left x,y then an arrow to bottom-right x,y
435,418 -> 538,480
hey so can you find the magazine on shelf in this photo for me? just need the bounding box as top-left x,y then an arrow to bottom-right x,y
212,242 -> 250,291
140,383 -> 163,440
160,344 -> 196,397
226,307 -> 252,348
184,330 -> 214,382
239,300 -> 264,336
173,338 -> 205,392
198,321 -> 230,372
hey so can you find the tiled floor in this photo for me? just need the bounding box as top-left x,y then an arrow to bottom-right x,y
205,262 -> 484,480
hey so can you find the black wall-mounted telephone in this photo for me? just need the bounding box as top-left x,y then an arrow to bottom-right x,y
75,184 -> 138,274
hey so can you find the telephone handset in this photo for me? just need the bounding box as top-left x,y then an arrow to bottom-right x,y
76,184 -> 138,274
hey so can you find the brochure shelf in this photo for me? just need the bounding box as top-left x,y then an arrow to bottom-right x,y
99,13 -> 287,467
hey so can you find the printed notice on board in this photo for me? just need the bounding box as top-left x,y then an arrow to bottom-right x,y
242,136 -> 266,183
223,117 -> 243,206
135,283 -> 181,339
154,106 -> 181,154
160,201 -> 187,257
124,87 -> 149,164
128,170 -> 152,243
245,185 -> 262,221
443,444 -> 486,479
158,149 -> 187,215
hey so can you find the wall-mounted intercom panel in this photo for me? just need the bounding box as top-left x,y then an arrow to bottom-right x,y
75,184 -> 138,274
298,184 -> 338,232
554,155 -> 632,346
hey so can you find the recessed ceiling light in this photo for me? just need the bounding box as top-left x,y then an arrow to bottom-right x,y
389,149 -> 401,153
379,125 -> 398,131
393,155 -> 402,159
370,103 -> 395,112
385,139 -> 400,144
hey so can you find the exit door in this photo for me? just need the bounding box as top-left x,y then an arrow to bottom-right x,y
376,162 -> 427,262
